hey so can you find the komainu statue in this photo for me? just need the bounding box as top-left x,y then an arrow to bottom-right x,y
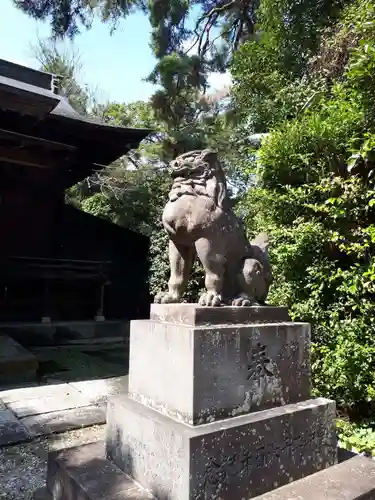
154,149 -> 273,307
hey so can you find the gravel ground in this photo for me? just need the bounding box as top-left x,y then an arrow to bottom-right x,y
0,424 -> 105,500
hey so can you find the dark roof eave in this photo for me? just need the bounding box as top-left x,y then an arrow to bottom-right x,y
0,67 -> 155,165
0,59 -> 54,91
49,99 -> 154,146
0,75 -> 60,117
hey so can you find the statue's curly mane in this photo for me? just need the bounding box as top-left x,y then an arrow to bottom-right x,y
168,149 -> 229,208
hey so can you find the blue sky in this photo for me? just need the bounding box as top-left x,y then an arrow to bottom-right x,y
1,0 -> 158,103
1,0 -> 230,104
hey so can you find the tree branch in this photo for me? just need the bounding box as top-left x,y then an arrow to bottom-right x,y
193,0 -> 236,56
196,1 -> 236,27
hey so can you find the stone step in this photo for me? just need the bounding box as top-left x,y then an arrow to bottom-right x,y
40,442 -> 375,500
43,441 -> 154,500
253,454 -> 375,500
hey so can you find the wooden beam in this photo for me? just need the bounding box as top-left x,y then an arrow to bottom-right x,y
0,144 -> 69,169
0,128 -> 77,152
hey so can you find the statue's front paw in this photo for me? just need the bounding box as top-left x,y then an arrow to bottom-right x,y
232,296 -> 252,307
198,292 -> 222,307
154,292 -> 180,304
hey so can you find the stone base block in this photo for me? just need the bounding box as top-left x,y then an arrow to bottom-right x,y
40,444 -> 375,500
150,303 -> 290,326
129,319 -> 311,425
106,395 -> 337,500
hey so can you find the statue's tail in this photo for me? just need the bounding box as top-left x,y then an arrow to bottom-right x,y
251,232 -> 273,287
251,232 -> 269,253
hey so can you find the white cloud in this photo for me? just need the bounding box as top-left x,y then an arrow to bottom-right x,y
207,70 -> 232,92
181,38 -> 199,55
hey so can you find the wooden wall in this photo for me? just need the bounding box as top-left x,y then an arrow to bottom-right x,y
0,168 -> 150,323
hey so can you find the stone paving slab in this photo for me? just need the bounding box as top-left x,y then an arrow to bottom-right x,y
0,376 -> 129,446
69,375 -> 128,405
0,381 -> 69,404
253,455 -> 375,500
22,405 -> 106,437
7,391 -> 92,418
0,409 -> 29,446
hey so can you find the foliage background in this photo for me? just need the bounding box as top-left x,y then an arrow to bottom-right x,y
231,0 -> 375,415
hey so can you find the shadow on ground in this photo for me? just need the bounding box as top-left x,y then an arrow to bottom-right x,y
0,341 -> 130,393
34,345 -> 129,384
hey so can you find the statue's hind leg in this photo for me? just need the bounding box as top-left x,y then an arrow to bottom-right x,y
233,258 -> 266,306
195,237 -> 226,307
154,239 -> 195,304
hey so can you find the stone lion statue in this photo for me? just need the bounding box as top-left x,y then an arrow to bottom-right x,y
154,149 -> 273,307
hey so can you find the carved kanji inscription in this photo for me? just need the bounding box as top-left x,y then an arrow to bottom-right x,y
247,342 -> 274,381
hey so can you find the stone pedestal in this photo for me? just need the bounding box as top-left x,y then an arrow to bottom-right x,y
105,304 -> 337,499
128,307 -> 310,425
106,395 -> 336,500
42,304 -> 375,500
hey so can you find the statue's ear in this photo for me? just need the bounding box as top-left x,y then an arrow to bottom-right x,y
202,150 -> 228,209
214,169 -> 229,208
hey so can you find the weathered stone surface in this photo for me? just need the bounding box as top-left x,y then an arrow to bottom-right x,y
47,441 -> 154,499
253,455 -> 375,500
70,376 -> 128,405
22,405 -> 106,437
0,381 -> 70,404
0,408 -> 30,446
106,395 -> 337,500
0,335 -> 38,383
150,303 -> 290,326
129,320 -> 310,424
8,388 -> 91,418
